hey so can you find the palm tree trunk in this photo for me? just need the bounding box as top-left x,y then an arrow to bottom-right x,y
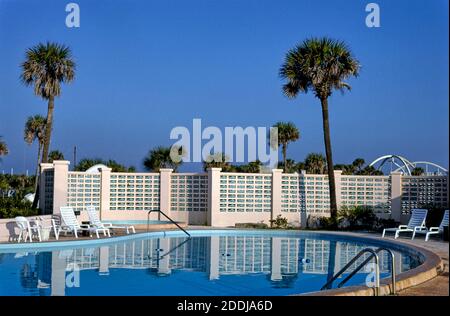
42,96 -> 54,163
31,144 -> 42,210
320,98 -> 338,220
33,143 -> 42,193
282,143 -> 287,172
34,96 -> 54,210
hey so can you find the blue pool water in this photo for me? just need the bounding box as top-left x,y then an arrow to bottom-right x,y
0,230 -> 422,296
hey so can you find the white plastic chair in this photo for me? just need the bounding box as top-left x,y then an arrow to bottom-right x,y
86,205 -> 136,234
15,216 -> 41,243
412,210 -> 449,241
34,216 -> 60,241
382,209 -> 428,239
59,206 -> 110,238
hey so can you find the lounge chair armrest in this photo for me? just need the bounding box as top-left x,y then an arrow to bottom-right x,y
101,223 -> 114,227
428,227 -> 440,232
79,224 -> 91,229
414,226 -> 428,231
398,225 -> 408,230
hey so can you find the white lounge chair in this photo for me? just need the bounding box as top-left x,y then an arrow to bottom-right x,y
412,210 -> 449,241
382,209 -> 428,239
86,205 -> 136,234
59,206 -> 110,238
15,217 -> 41,243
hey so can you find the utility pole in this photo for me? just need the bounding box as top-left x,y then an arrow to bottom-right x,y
73,146 -> 77,170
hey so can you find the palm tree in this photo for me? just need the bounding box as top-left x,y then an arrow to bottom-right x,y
304,153 -> 327,174
272,122 -> 300,173
295,161 -> 306,172
143,146 -> 184,172
24,115 -> 46,194
333,163 -> 350,174
21,42 -> 75,163
0,136 -> 8,161
277,158 -> 297,173
105,159 -> 135,172
359,165 -> 383,176
352,158 -> 365,173
74,158 -> 104,171
411,167 -> 425,176
48,150 -> 65,162
280,37 -> 360,220
74,158 -> 135,172
202,153 -> 232,172
235,160 -> 262,173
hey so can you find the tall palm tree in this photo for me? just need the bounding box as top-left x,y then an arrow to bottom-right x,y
143,146 -> 184,172
21,42 -> 75,163
48,150 -> 65,162
304,153 -> 327,174
24,115 -> 46,194
0,136 -> 8,161
280,37 -> 360,220
272,122 -> 300,173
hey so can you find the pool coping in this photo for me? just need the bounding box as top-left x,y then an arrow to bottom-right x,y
0,228 -> 444,296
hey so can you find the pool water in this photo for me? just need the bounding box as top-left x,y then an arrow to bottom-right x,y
0,231 -> 422,296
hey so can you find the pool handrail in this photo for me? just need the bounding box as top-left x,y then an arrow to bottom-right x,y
336,247 -> 396,295
146,209 -> 191,238
148,237 -> 191,261
321,248 -> 381,296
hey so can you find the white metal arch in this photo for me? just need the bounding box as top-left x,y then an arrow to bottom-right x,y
393,161 -> 448,175
369,155 -> 414,175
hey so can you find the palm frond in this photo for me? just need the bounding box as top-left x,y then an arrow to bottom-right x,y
21,42 -> 76,99
280,37 -> 360,100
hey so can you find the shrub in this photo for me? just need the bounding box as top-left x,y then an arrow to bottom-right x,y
418,204 -> 447,227
374,218 -> 397,232
317,216 -> 338,229
270,215 -> 288,229
338,205 -> 378,231
235,222 -> 269,229
0,197 -> 38,219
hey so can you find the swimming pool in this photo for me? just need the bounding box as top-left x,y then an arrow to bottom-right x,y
0,230 -> 423,296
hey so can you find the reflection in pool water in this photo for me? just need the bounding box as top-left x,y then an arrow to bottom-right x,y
0,234 -> 421,296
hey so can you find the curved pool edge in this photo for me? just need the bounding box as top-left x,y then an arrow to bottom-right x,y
297,233 -> 444,296
0,228 -> 443,297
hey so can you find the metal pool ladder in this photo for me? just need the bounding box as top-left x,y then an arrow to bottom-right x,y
321,247 -> 396,296
147,209 -> 191,238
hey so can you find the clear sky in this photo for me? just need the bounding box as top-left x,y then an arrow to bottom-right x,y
0,0 -> 448,173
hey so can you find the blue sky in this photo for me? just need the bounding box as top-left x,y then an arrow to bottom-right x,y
0,0 -> 448,173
